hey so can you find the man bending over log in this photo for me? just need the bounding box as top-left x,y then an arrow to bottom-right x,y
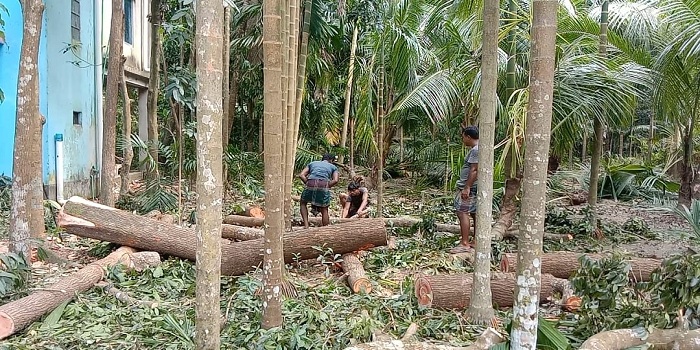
339,176 -> 370,218
299,153 -> 339,228
449,126 -> 479,254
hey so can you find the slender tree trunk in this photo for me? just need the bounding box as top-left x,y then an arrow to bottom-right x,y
618,132 -> 624,156
146,0 -> 161,178
466,0 -> 499,324
10,0 -> 45,258
194,0 -> 224,346
647,109 -> 654,163
679,117 -> 696,208
261,0 -> 285,328
101,0 -> 125,208
119,57 -> 133,199
222,6 -> 231,184
587,0 -> 608,227
339,24 -> 359,163
581,133 -> 588,162
283,0 -> 302,228
376,67 -> 385,217
510,0 -> 558,348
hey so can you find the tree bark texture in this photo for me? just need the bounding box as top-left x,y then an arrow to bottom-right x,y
511,0 -> 558,347
222,6 -> 231,153
345,327 -> 504,350
579,327 -> 700,350
587,0 -> 609,228
10,0 -> 45,257
341,253 -> 371,293
58,197 -> 388,276
415,273 -> 568,310
339,24 -> 359,164
0,247 -> 161,339
146,0 -> 161,178
221,224 -> 264,241
467,0 -> 500,324
499,252 -> 661,282
101,0 -> 125,207
262,0 -> 285,329
195,0 -> 225,344
119,57 -> 133,198
491,177 -> 521,240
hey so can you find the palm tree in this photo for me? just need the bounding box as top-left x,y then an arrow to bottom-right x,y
510,0 -> 558,347
194,0 -> 224,347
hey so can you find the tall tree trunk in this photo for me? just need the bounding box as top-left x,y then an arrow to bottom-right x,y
647,109 -> 654,163
101,0 -> 125,208
466,0 -> 499,324
119,57 -> 133,199
222,6 -> 231,184
510,0 -> 558,348
581,133 -> 588,162
339,24 -> 359,163
194,0 -> 224,346
283,0 -> 302,228
146,0 -> 161,178
376,67 -> 385,217
261,0 -> 285,329
618,132 -> 624,156
10,0 -> 45,258
679,117 -> 696,208
587,0 -> 608,228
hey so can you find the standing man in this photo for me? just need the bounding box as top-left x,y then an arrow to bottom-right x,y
299,153 -> 339,228
450,126 -> 479,253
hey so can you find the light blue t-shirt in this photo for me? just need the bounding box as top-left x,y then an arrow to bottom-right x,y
456,144 -> 478,190
307,160 -> 338,181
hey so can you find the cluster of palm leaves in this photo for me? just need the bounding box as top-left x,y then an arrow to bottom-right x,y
149,0 -> 698,201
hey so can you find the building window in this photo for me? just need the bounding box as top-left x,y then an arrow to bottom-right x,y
71,0 -> 80,41
124,0 -> 133,44
73,111 -> 82,125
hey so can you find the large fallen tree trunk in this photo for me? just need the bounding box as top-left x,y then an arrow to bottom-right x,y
499,252 -> 662,281
58,196 -> 387,276
414,272 -> 571,309
341,253 -> 372,293
0,247 -> 159,339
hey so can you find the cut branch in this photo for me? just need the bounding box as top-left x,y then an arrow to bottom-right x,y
59,197 -> 387,276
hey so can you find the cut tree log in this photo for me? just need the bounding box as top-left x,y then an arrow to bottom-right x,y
0,247 -> 159,339
341,253 -> 372,293
237,206 -> 265,218
580,318 -> 700,350
344,327 -> 504,350
499,252 -> 662,281
221,224 -> 264,241
95,281 -> 159,308
58,196 -> 387,276
414,272 -> 570,309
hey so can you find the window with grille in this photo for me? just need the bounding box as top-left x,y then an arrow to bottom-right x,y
71,0 -> 80,41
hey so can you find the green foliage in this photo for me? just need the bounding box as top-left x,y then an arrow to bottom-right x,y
0,252 -> 30,298
225,148 -> 265,198
570,254 -> 645,338
116,178 -> 179,215
646,253 -> 700,329
489,317 -> 571,350
668,200 -> 700,239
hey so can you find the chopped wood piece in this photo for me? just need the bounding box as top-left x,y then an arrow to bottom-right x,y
341,253 -> 372,293
344,327 -> 503,350
95,281 -> 159,308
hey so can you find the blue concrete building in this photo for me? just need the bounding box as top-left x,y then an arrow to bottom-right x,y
0,0 -> 100,198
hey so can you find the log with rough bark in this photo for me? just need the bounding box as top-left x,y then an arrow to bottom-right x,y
344,327 -> 503,350
580,312 -> 700,350
341,253 -> 371,293
414,272 -> 569,309
0,247 -> 159,339
499,252 -> 662,281
221,224 -> 264,241
58,197 -> 387,276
